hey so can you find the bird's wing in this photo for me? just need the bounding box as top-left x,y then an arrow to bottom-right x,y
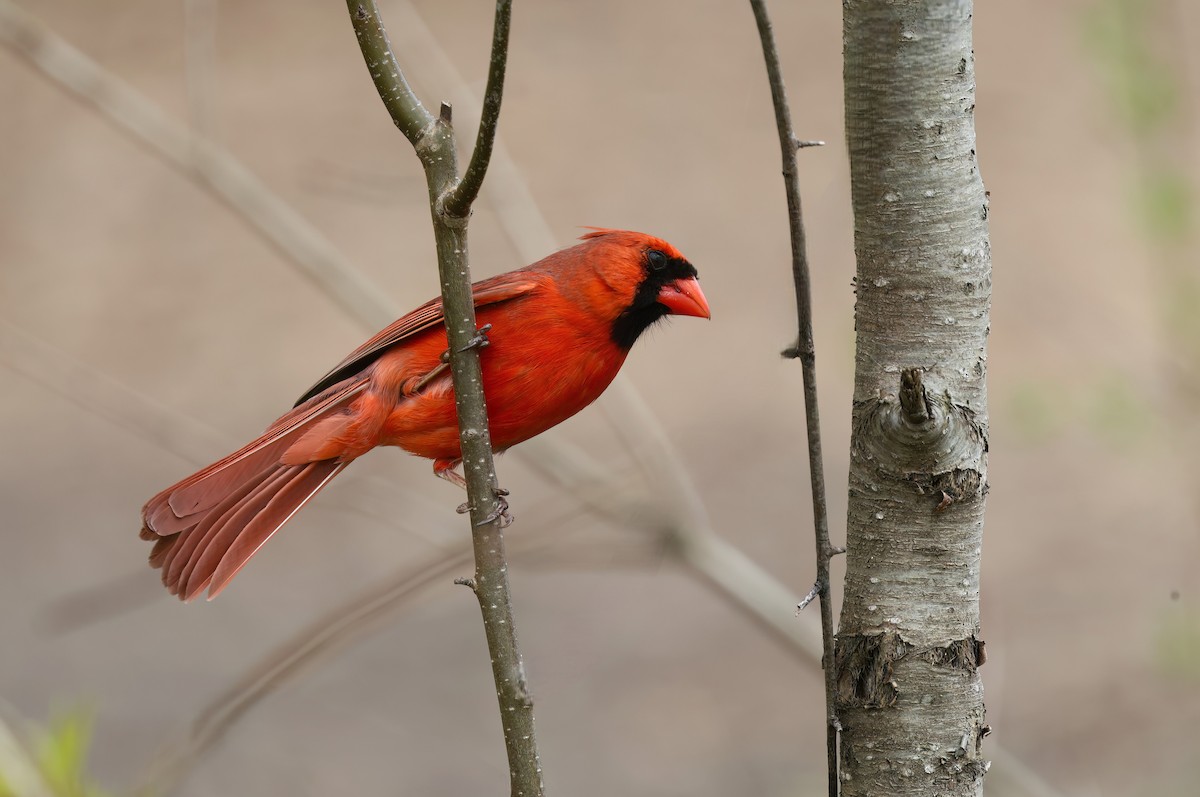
294,271 -> 546,406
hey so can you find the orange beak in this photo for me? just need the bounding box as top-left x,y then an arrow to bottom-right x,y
656,277 -> 711,319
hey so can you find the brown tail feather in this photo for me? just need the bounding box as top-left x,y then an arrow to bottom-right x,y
148,534 -> 175,568
145,462 -> 346,601
139,375 -> 367,599
175,467 -> 298,597
204,461 -> 346,600
164,468 -> 280,590
140,377 -> 367,534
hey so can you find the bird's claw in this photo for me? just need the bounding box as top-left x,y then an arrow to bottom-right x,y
475,495 -> 513,528
458,323 -> 493,353
457,486 -> 513,527
435,322 -> 491,366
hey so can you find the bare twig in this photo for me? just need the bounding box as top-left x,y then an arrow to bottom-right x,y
345,3 -> 543,796
442,0 -> 512,218
748,0 -> 840,793
796,581 -> 821,612
347,2 -> 433,145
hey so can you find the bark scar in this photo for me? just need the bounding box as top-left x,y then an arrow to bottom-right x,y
853,372 -> 988,510
835,632 -> 985,709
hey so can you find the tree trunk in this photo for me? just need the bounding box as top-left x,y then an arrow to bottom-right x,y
836,2 -> 991,795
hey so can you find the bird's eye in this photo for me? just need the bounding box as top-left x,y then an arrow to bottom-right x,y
647,250 -> 667,270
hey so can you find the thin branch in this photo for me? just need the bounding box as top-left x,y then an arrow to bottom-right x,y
796,581 -> 821,611
345,3 -> 544,796
346,1 -> 434,146
371,1 -> 556,260
443,0 -> 513,218
748,1 -> 840,794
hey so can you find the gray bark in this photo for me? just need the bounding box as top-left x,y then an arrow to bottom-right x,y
836,1 -> 991,795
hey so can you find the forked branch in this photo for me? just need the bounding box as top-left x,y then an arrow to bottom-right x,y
345,2 -> 544,796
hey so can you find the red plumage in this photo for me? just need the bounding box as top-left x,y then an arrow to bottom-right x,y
140,229 -> 709,600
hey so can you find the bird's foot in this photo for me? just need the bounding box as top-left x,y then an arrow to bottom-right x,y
456,485 -> 514,528
458,323 -> 493,353
413,324 -> 491,396
476,493 -> 514,528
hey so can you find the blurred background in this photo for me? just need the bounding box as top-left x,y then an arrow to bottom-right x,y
2,0 -> 1198,795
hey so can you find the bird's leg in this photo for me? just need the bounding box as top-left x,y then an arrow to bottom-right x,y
435,461 -> 469,491
404,324 -> 492,397
435,458 -> 513,528
404,350 -> 452,396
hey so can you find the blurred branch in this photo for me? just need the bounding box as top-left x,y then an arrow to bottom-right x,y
183,0 -> 218,139
0,0 -> 395,331
0,320 -> 232,467
345,3 -> 544,797
748,2 -> 839,794
135,546 -> 475,797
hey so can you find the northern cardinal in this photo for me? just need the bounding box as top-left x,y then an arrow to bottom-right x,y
140,229 -> 709,601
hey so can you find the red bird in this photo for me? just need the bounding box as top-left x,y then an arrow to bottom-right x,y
140,230 -> 709,601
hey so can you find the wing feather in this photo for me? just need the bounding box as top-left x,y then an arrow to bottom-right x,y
293,272 -> 545,406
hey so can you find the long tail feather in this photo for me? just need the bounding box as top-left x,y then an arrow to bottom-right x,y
178,466 -> 303,598
166,468 -> 282,591
141,377 -> 366,534
205,461 -> 346,600
140,376 -> 366,600
146,462 -> 346,601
